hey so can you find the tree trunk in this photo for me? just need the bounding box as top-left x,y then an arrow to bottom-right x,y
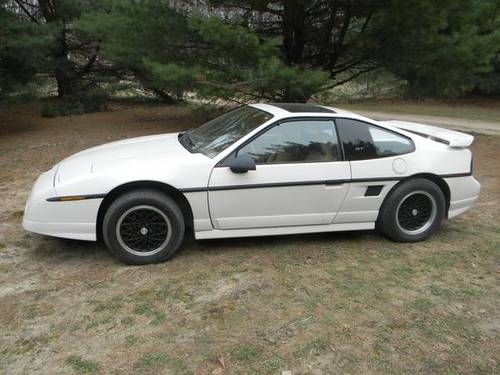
281,86 -> 310,103
54,66 -> 76,97
282,0 -> 306,65
39,1 -> 79,98
151,88 -> 177,104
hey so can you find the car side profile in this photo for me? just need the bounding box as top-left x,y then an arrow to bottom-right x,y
23,103 -> 480,264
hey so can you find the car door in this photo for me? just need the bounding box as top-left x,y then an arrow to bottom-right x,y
208,118 -> 351,230
333,118 -> 416,224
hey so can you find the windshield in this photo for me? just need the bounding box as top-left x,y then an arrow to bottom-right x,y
184,106 -> 273,157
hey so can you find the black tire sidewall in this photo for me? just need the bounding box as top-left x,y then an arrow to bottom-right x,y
103,190 -> 185,265
378,178 -> 445,242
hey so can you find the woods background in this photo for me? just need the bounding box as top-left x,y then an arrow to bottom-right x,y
1,0 -> 499,116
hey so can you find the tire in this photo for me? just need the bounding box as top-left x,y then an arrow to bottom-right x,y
103,190 -> 185,265
377,178 -> 445,242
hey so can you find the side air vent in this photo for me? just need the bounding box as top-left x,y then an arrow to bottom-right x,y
365,185 -> 384,197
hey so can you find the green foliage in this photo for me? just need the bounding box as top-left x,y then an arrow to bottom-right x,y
2,0 -> 500,102
471,53 -> 500,96
0,5 -> 52,99
65,355 -> 99,374
232,344 -> 259,360
1,0 -> 115,106
372,0 -> 500,97
41,90 -> 107,117
250,57 -> 330,102
77,0 -> 328,102
136,352 -> 169,370
143,60 -> 199,100
77,0 -> 198,101
211,0 -> 500,98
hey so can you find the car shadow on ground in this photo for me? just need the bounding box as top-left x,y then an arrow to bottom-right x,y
27,236 -> 116,265
179,229 -> 389,262
26,229 -> 384,266
192,230 -> 378,249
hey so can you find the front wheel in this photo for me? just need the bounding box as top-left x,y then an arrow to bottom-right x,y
103,190 -> 185,265
377,178 -> 446,242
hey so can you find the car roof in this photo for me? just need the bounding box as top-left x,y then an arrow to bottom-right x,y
268,103 -> 336,113
249,102 -> 368,121
248,102 -> 421,142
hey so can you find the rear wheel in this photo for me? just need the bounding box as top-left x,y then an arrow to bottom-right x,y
377,178 -> 445,242
103,190 -> 185,264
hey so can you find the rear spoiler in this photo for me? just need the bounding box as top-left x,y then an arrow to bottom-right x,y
379,120 -> 474,148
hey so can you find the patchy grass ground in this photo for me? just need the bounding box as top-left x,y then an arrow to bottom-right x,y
0,102 -> 499,374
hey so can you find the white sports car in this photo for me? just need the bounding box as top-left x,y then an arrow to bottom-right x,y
23,103 -> 480,264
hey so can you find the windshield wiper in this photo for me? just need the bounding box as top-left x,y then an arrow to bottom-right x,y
179,131 -> 197,152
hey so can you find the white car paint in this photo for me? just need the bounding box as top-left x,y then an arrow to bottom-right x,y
208,161 -> 351,229
23,103 -> 480,242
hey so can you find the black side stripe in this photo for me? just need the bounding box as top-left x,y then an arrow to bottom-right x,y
439,172 -> 473,179
46,172 -> 473,200
208,179 -> 349,191
180,178 -> 391,193
46,194 -> 106,202
180,172 -> 472,193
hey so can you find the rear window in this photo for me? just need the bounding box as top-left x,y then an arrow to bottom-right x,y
336,119 -> 414,160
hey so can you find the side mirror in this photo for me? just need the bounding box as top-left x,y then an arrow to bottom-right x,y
229,154 -> 256,174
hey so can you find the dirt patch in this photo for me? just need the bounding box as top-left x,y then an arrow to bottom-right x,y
0,103 -> 499,374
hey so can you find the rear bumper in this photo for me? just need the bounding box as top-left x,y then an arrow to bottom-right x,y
22,169 -> 100,241
444,175 -> 480,219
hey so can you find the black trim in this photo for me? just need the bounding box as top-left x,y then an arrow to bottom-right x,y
179,172 -> 472,194
365,185 -> 384,197
335,117 -> 416,161
209,179 -> 347,191
216,116 -> 341,168
46,193 -> 106,202
216,115 -> 418,167
46,172 -> 473,201
177,187 -> 206,193
351,176 -> 402,183
440,172 -> 473,179
325,180 -> 349,185
269,103 -> 336,113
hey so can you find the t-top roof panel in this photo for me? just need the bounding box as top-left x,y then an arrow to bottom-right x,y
269,103 -> 336,113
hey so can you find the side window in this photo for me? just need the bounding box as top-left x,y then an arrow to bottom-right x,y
336,119 -> 414,161
238,120 -> 340,164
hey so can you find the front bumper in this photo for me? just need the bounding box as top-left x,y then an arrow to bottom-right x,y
22,169 -> 101,241
445,175 -> 481,219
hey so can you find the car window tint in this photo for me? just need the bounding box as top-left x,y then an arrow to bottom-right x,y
336,119 -> 414,160
368,126 -> 414,157
238,120 -> 339,164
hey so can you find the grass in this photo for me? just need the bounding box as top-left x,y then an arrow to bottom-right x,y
65,356 -> 99,374
294,338 -> 330,358
262,357 -> 286,372
136,352 -> 169,370
24,306 -> 39,320
135,352 -> 190,374
0,103 -> 498,374
92,297 -> 123,313
125,335 -> 138,346
232,345 -> 259,361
